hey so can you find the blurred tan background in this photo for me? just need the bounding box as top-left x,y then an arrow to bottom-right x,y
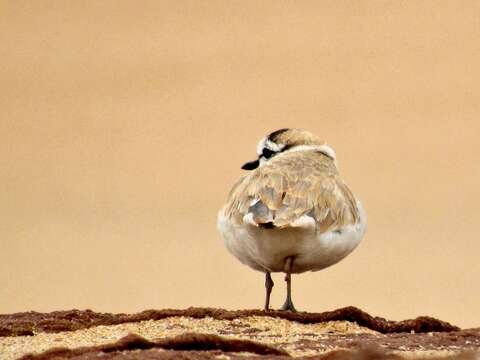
1,1 -> 479,328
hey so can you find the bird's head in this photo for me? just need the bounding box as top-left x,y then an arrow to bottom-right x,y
241,128 -> 336,170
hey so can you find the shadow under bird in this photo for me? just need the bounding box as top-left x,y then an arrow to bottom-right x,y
217,128 -> 366,311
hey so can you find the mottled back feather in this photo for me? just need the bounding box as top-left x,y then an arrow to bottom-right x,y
223,150 -> 360,233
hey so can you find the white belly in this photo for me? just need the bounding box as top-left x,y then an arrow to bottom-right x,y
217,203 -> 366,274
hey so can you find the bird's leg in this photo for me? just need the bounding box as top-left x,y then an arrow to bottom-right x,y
264,272 -> 274,311
281,256 -> 297,312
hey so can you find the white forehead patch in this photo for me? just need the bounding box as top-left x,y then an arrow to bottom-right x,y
256,137 -> 285,155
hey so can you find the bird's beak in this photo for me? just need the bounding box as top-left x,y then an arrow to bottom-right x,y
241,159 -> 259,170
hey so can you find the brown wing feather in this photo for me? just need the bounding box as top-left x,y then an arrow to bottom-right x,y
223,151 -> 359,233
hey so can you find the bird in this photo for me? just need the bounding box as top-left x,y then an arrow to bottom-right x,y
217,128 -> 366,312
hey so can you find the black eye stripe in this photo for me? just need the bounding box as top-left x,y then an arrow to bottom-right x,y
262,148 -> 276,159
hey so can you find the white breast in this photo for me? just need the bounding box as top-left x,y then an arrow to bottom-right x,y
217,201 -> 367,274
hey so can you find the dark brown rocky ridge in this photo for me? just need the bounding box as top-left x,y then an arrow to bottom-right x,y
0,306 -> 460,337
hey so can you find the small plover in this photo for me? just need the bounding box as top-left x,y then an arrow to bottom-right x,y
217,128 -> 366,311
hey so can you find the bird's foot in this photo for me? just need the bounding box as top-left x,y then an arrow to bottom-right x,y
280,299 -> 297,312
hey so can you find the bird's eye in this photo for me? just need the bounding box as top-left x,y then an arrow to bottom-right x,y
262,148 -> 276,159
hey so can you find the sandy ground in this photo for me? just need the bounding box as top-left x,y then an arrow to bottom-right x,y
0,316 -> 373,359
0,308 -> 478,359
